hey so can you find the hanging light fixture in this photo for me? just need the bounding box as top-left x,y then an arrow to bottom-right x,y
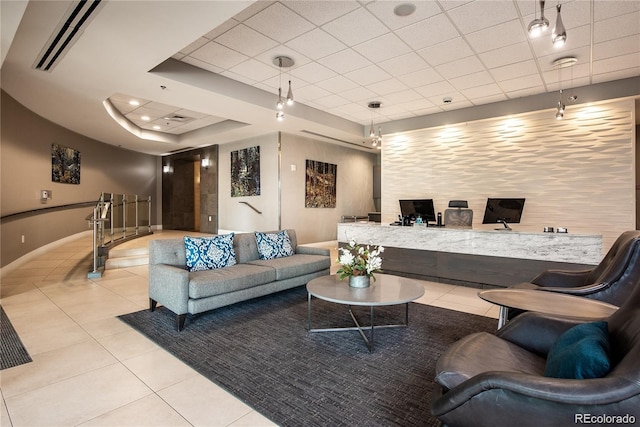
552,3 -> 567,47
528,0 -> 549,38
368,102 -> 383,148
555,90 -> 565,120
273,56 -> 294,121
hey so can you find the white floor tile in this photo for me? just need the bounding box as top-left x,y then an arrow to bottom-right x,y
78,394 -> 191,426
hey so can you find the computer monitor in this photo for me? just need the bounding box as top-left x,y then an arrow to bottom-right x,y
482,198 -> 526,225
399,199 -> 436,222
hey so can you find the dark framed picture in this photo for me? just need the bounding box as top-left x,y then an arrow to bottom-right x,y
305,160 -> 337,208
231,146 -> 260,197
51,143 -> 81,184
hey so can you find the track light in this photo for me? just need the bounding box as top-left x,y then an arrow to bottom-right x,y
528,0 -> 549,38
552,4 -> 567,47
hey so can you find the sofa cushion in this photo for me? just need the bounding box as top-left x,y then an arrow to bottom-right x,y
184,234 -> 236,272
188,264 -> 276,298
248,254 -> 331,281
435,331 -> 546,391
255,230 -> 295,260
544,321 -> 611,379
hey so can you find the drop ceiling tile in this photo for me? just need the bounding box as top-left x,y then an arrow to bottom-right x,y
435,56 -> 486,79
594,12 -> 640,43
397,67 -> 444,88
478,42 -> 534,68
489,59 -> 538,82
231,1 -> 273,22
472,93 -> 509,106
367,78 -> 409,96
553,1 -> 591,28
340,86 -> 379,103
447,0 -> 519,34
315,75 -> 360,93
228,58 -> 279,83
465,20 -> 527,53
344,64 -> 392,86
530,24 -> 591,58
220,69 -> 258,86
402,98 -> 437,112
449,70 -> 495,90
396,14 -> 460,50
292,84 -> 332,101
592,52 -> 640,75
321,48 -> 372,75
418,37 -> 474,67
314,94 -> 350,109
594,0 -> 640,20
460,83 -> 503,99
178,37 -> 209,56
593,35 -> 640,61
366,0 -> 442,30
505,86 -> 542,99
189,42 -> 248,70
322,7 -> 389,47
414,80 -> 456,98
331,102 -> 371,118
592,66 -> 640,84
109,100 -> 137,114
144,102 -> 179,115
353,32 -> 412,63
290,61 -> 337,84
202,19 -> 239,40
214,24 -> 279,57
498,73 -> 545,92
284,28 -> 346,60
244,2 -> 315,43
382,89 -> 423,104
378,52 -> 430,77
284,1 -> 360,26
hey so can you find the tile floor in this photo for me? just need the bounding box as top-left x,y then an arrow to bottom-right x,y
0,230 -> 499,426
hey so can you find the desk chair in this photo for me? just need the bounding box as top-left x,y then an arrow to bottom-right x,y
444,200 -> 473,227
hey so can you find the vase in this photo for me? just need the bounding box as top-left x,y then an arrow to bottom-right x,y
349,275 -> 370,288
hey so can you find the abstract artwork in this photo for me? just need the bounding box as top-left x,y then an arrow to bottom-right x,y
51,143 -> 81,184
231,146 -> 260,197
305,160 -> 337,208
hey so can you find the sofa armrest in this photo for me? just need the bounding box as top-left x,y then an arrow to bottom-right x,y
148,264 -> 190,315
497,312 -> 587,356
296,245 -> 330,257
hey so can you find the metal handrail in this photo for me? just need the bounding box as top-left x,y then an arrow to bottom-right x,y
239,201 -> 262,214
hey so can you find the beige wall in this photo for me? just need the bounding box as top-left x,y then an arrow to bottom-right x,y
382,98 -> 636,252
218,132 -> 378,244
1,91 -> 159,267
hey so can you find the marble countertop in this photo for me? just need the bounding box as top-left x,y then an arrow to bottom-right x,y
337,223 -> 602,264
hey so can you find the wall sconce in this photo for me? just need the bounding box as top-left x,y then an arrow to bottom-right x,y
201,158 -> 211,169
162,165 -> 172,173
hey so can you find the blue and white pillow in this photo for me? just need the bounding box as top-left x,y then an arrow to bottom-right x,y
255,230 -> 294,260
184,234 -> 236,272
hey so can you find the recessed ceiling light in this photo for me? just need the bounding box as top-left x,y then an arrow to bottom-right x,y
141,115 -> 150,121
129,100 -> 140,106
394,3 -> 416,17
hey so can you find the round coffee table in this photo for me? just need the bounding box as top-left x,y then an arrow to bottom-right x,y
306,274 -> 425,352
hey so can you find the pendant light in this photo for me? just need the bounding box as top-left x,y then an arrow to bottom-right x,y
368,102 -> 383,148
273,56 -> 295,121
552,3 -> 567,47
555,90 -> 565,120
528,0 -> 549,38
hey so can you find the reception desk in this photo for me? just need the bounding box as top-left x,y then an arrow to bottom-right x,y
337,223 -> 602,288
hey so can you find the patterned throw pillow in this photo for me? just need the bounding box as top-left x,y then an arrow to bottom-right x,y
255,230 -> 294,260
184,234 -> 237,272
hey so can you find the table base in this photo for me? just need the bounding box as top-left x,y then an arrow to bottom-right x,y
307,293 -> 410,352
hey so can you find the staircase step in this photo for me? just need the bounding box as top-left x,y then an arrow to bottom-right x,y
105,254 -> 149,269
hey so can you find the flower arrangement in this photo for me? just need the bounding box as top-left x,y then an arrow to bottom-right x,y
336,240 -> 384,280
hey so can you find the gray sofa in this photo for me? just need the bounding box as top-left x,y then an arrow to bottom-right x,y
148,229 -> 331,330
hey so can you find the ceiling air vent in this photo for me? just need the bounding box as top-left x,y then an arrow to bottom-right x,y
163,115 -> 196,124
33,0 -> 105,72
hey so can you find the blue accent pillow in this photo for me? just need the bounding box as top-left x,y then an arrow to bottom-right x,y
255,230 -> 294,260
544,321 -> 611,379
184,234 -> 236,272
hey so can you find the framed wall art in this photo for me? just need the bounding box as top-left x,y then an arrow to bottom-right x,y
51,143 -> 81,184
231,145 -> 260,197
305,159 -> 337,208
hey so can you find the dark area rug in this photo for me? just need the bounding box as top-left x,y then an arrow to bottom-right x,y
119,286 -> 497,426
1,305 -> 32,370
